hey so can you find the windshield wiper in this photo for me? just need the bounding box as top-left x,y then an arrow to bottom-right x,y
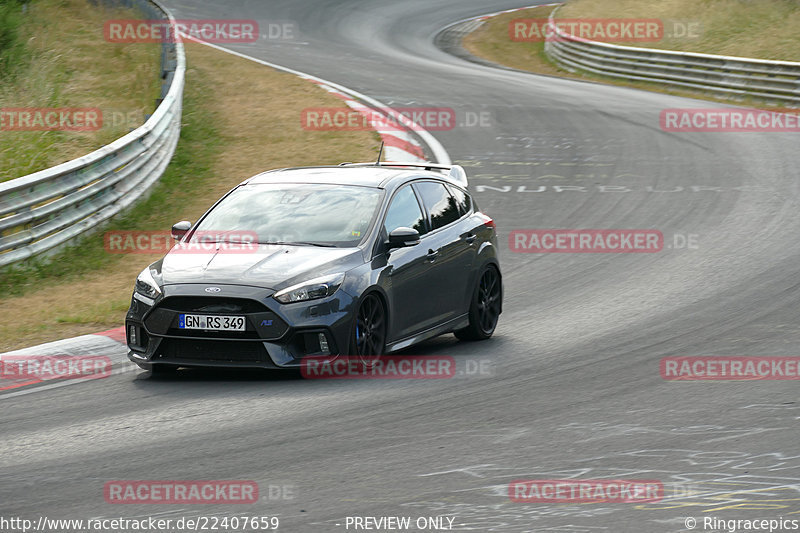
259,241 -> 337,248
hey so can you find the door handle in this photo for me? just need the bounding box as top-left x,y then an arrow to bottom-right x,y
426,249 -> 439,261
464,234 -> 477,244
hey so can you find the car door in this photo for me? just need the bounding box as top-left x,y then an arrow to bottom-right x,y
446,184 -> 481,314
412,181 -> 475,323
381,184 -> 439,341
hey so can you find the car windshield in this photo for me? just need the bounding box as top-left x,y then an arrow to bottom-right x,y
190,183 -> 383,247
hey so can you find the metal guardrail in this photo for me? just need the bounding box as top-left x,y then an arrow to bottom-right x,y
0,0 -> 185,268
544,6 -> 800,105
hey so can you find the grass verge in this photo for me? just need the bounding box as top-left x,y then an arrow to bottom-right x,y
0,41 -> 379,351
0,0 -> 161,181
463,3 -> 800,106
557,0 -> 800,60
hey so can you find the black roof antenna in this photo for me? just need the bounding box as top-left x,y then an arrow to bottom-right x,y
375,141 -> 384,165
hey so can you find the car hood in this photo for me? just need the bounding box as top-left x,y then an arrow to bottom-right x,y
157,244 -> 364,290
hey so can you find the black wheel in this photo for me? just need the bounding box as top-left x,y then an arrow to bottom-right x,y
455,265 -> 502,341
349,293 -> 386,357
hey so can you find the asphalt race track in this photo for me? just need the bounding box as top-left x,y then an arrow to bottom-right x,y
2,1 -> 799,531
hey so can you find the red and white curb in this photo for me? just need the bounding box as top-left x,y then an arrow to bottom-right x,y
475,3 -> 561,21
305,80 -> 425,162
445,3 -> 562,34
0,327 -> 132,397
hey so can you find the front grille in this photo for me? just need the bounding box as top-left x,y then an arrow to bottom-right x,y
157,296 -> 267,314
164,328 -> 262,340
144,298 -> 289,340
156,338 -> 268,363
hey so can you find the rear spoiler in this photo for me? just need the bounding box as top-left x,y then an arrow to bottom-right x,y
340,162 -> 468,188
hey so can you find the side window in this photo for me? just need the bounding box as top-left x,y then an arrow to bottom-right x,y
448,185 -> 472,216
383,185 -> 428,236
415,181 -> 460,231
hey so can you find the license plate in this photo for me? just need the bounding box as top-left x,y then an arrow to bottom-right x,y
179,314 -> 246,331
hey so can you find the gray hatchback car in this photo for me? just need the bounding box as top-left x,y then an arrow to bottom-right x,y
125,162 -> 502,372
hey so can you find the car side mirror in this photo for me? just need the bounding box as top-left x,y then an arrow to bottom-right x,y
387,227 -> 420,249
171,220 -> 192,240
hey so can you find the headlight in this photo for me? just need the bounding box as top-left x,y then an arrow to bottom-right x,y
274,273 -> 345,304
134,266 -> 162,302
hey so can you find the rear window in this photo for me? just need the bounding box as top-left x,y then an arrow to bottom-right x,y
415,181 -> 461,231
448,185 -> 472,216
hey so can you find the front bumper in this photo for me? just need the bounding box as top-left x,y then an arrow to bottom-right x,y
125,283 -> 356,370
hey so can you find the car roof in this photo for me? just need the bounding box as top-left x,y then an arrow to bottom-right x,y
243,163 -> 468,190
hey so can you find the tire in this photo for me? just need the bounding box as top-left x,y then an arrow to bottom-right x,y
455,265 -> 502,341
348,293 -> 387,357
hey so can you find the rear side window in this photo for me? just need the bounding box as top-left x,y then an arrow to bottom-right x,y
384,185 -> 428,236
415,181 -> 460,231
448,185 -> 472,216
